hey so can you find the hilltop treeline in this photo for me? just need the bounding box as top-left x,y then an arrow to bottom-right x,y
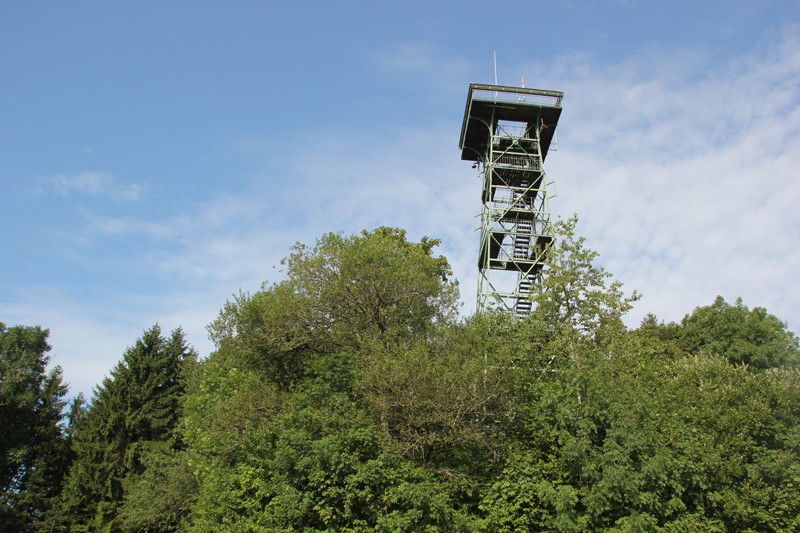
3,219 -> 799,532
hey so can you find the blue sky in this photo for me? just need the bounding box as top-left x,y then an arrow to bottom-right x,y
3,0 -> 800,398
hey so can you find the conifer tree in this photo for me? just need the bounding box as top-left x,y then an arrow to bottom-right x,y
0,323 -> 71,533
56,325 -> 195,533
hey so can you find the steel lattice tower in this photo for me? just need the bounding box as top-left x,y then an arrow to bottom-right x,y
459,83 -> 563,316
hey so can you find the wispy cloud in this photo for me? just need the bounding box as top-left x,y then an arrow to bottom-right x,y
54,123 -> 476,306
529,27 -> 800,328
31,171 -> 148,201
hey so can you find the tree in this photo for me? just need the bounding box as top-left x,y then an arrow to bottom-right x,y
481,346 -> 800,532
633,296 -> 800,373
529,215 -> 639,347
183,228 -> 492,530
1,323 -> 52,491
118,442 -> 198,533
678,296 -> 800,370
166,222 -> 800,531
0,323 -> 70,532
56,325 -> 196,533
206,227 -> 460,389
359,313 -> 518,464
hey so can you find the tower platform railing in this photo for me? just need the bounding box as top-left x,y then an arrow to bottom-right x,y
471,84 -> 563,107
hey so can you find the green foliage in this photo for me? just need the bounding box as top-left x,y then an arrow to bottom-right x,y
476,219 -> 800,532
360,314 -> 517,463
679,296 -> 800,370
206,227 -> 460,389
119,443 -> 198,532
480,334 -> 800,532
530,216 -> 639,346
0,323 -> 70,532
183,229 -> 484,530
56,325 -> 196,533
188,413 -> 473,533
182,224 -> 800,532
181,360 -> 285,461
1,323 -> 54,490
636,296 -> 800,372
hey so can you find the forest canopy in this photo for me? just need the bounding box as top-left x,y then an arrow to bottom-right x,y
3,219 -> 799,533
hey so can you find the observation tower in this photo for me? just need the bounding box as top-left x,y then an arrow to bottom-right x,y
459,83 -> 563,315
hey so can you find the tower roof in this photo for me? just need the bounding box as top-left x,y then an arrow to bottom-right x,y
459,83 -> 563,162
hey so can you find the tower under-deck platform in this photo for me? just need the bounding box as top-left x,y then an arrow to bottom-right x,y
459,83 -> 563,315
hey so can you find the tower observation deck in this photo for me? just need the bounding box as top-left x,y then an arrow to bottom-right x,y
459,83 -> 563,316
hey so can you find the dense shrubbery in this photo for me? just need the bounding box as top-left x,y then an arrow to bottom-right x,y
3,221 -> 799,532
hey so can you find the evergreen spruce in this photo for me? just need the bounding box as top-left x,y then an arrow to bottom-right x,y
0,323 -> 71,533
56,325 -> 195,533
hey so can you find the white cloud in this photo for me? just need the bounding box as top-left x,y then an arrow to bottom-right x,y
32,171 -> 148,201
532,27 -> 800,328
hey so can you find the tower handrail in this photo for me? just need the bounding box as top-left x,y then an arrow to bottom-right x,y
470,83 -> 563,108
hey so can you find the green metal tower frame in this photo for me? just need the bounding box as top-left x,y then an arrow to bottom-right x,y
459,83 -> 563,316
